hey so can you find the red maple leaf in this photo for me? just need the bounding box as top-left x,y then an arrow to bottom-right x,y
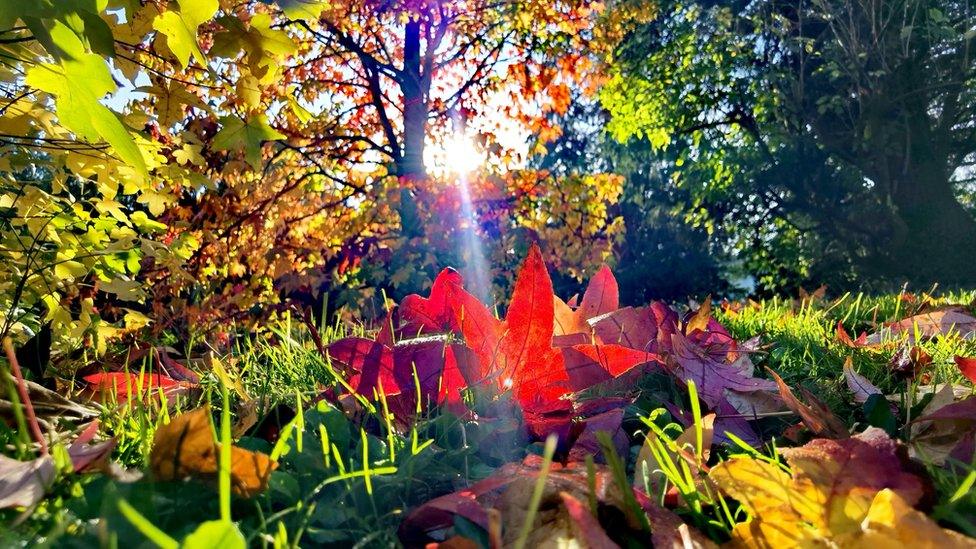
452,243 -> 569,410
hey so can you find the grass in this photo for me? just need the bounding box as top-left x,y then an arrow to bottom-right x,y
2,292 -> 975,546
718,291 -> 976,414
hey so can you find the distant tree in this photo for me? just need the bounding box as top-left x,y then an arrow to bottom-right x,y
533,96 -> 726,301
601,0 -> 976,289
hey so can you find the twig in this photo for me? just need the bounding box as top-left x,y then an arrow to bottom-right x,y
2,337 -> 48,455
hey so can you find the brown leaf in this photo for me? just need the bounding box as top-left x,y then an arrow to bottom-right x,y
769,369 -> 848,438
889,345 -> 932,380
150,407 -> 277,498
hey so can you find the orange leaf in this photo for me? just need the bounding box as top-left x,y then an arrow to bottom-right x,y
149,407 -> 276,498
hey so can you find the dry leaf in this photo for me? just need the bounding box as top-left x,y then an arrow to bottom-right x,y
0,454 -> 55,509
710,428 -> 940,547
150,407 -> 276,497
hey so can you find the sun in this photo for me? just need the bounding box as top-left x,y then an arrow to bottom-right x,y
429,133 -> 484,177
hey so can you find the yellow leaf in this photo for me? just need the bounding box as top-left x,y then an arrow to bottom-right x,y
853,489 -> 976,549
152,0 -> 218,68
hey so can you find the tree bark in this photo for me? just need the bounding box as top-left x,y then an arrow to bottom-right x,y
400,18 -> 426,179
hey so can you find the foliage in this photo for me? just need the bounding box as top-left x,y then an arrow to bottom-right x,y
600,0 -> 976,291
0,0 -> 630,360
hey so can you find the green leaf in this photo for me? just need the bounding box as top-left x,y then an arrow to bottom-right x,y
863,394 -> 897,436
24,22 -> 147,178
152,0 -> 218,68
181,520 -> 246,549
212,114 -> 285,169
271,0 -> 327,21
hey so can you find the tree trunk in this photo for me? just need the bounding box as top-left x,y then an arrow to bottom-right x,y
395,18 -> 428,239
885,167 -> 976,286
400,18 -> 426,179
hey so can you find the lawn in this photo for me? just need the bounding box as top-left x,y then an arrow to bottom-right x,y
3,251 -> 975,547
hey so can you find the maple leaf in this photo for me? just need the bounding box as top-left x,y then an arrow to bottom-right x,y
399,267 -> 465,335
152,0 -> 218,68
709,428 -> 954,548
561,343 -> 660,391
212,114 -> 286,169
553,264 -> 619,337
325,336 -> 468,416
668,332 -> 779,412
453,243 -> 569,410
589,302 -> 678,351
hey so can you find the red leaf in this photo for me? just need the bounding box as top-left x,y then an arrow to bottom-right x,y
562,344 -> 659,391
454,244 -> 569,412
835,321 -> 869,348
400,268 -> 465,334
954,356 -> 976,385
82,372 -> 186,401
326,337 -> 399,398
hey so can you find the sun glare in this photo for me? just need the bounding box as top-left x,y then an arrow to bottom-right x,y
433,134 -> 484,177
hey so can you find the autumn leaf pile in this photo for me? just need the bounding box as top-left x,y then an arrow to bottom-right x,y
314,244 -> 976,547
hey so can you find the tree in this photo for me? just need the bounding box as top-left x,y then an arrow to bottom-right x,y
601,0 -> 976,289
0,0 -> 628,350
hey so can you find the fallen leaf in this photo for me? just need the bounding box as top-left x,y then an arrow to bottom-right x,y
911,396 -> 976,465
769,369 -> 848,438
452,244 -> 571,415
856,489 -> 976,548
954,356 -> 976,385
68,420 -> 116,473
710,428 -> 931,547
553,264 -> 619,336
843,358 -> 882,404
669,333 -> 778,411
889,345 -> 932,380
559,491 -> 620,549
0,454 -> 55,509
150,407 -> 277,497
82,371 -> 193,402
399,268 -> 464,334
836,321 -> 871,348
867,306 -> 976,344
561,344 -> 659,391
